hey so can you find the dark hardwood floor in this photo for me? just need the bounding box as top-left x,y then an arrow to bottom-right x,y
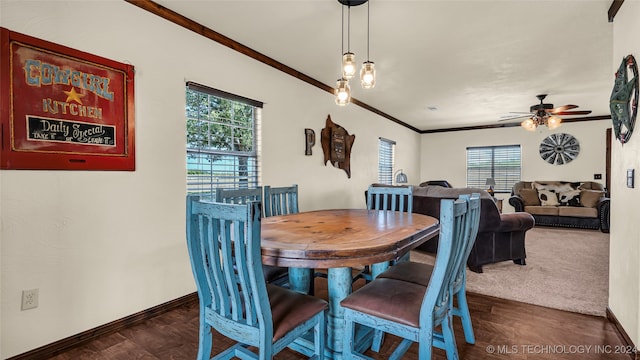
45,276 -> 631,360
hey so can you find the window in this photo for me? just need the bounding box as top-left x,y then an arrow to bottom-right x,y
378,138 -> 396,185
466,145 -> 521,192
186,82 -> 261,195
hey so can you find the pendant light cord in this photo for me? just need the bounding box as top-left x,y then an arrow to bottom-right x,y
347,5 -> 351,52
341,5 -> 344,57
366,1 -> 370,61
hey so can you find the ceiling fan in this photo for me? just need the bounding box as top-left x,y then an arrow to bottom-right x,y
500,94 -> 592,131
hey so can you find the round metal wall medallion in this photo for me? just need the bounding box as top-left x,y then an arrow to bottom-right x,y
539,133 -> 580,165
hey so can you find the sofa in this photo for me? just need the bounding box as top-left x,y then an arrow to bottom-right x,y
509,181 -> 610,233
367,184 -> 535,273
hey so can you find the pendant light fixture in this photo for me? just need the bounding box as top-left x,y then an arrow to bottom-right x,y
335,3 -> 351,106
360,1 -> 376,89
335,78 -> 351,106
335,0 -> 372,106
341,4 -> 356,80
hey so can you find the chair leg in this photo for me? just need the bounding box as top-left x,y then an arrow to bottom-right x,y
197,317 -> 213,360
416,333 -> 433,360
315,312 -> 326,360
342,315 -> 356,359
455,290 -> 476,344
390,339 -> 414,360
371,329 -> 384,352
441,314 -> 459,360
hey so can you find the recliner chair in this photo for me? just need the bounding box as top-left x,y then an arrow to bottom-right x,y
412,185 -> 534,273
419,180 -> 453,188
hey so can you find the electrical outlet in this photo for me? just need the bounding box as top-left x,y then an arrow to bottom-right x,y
21,289 -> 39,310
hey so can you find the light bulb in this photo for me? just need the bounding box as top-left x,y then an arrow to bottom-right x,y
521,118 -> 537,131
335,78 -> 351,106
547,115 -> 562,129
342,52 -> 356,80
360,61 -> 376,89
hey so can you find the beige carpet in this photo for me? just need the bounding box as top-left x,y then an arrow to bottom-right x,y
410,227 -> 609,317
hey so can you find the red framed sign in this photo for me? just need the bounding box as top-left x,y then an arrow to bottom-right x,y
0,27 -> 135,170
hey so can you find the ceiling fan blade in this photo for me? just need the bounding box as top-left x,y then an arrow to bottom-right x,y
498,114 -> 531,121
550,104 -> 579,112
554,110 -> 592,116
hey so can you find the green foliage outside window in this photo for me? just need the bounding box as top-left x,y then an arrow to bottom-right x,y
186,89 -> 254,154
186,85 -> 259,193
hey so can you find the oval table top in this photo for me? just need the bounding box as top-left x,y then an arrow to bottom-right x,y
261,209 -> 440,268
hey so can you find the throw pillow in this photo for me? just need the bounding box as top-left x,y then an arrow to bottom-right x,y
538,189 -> 560,206
581,190 -> 604,208
519,188 -> 541,206
533,181 -> 575,193
578,182 -> 605,191
558,189 -> 581,206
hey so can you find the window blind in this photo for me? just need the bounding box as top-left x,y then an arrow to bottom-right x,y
466,145 -> 521,192
378,138 -> 396,185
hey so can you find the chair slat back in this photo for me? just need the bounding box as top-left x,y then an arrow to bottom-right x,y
366,185 -> 413,213
186,196 -> 272,344
454,193 -> 482,287
215,187 -> 263,206
420,197 -> 468,324
264,184 -> 299,217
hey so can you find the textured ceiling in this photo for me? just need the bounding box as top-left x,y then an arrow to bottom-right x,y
151,0 -> 615,131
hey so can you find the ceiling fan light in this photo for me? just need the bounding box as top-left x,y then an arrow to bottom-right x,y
521,118 -> 537,131
335,78 -> 351,106
547,115 -> 562,129
342,52 -> 356,80
360,61 -> 376,89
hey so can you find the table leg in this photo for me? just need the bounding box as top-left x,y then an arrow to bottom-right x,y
288,267 -> 312,294
370,261 -> 389,278
327,267 -> 352,359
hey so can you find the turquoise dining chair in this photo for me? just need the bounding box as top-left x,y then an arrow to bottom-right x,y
215,187 -> 289,287
264,184 -> 299,217
264,184 -> 319,295
358,185 -> 414,281
215,187 -> 264,208
341,196 -> 470,360
375,193 -> 482,346
366,185 -> 413,214
186,196 -> 327,360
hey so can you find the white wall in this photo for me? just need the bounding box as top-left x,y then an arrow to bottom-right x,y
420,120 -> 611,212
0,2 -> 420,357
610,0 -> 640,346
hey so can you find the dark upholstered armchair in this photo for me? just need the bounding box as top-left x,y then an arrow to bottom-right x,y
419,180 -> 453,188
410,186 -> 535,273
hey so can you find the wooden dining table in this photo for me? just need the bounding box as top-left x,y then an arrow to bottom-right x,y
261,208 -> 440,359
